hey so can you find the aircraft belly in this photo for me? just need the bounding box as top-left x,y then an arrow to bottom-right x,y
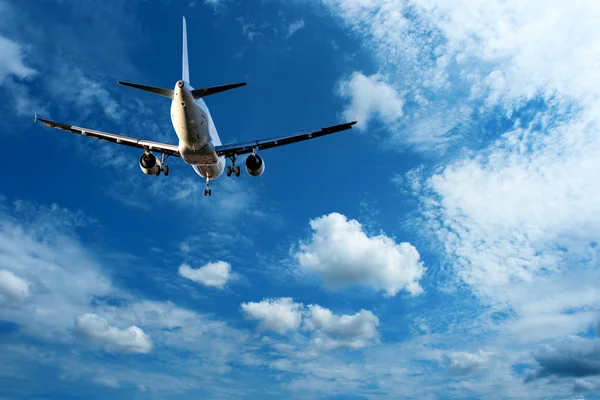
193,160 -> 224,179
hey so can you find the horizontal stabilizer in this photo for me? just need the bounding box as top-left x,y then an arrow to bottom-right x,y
118,81 -> 174,98
191,82 -> 246,99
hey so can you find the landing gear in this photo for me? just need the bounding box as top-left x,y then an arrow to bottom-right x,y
227,155 -> 241,177
204,176 -> 212,196
226,165 -> 241,177
160,153 -> 170,176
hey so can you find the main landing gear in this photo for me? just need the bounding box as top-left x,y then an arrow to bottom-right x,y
160,153 -> 169,176
204,176 -> 212,197
226,155 -> 241,177
159,152 -> 170,176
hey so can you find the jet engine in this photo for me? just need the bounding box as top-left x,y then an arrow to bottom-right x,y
139,153 -> 161,176
245,154 -> 265,177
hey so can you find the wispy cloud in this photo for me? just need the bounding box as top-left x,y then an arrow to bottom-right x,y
285,18 -> 305,39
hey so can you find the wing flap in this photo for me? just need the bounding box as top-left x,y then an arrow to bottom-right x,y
36,117 -> 180,157
215,121 -> 357,158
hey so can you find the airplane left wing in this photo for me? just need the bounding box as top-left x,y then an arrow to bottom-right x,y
215,121 -> 357,158
35,116 -> 181,157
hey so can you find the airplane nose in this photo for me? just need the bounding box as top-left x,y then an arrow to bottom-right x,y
177,80 -> 184,87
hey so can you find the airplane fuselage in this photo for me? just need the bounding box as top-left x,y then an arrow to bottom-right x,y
170,80 -> 225,180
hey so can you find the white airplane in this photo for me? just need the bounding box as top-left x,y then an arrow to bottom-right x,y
35,17 -> 356,196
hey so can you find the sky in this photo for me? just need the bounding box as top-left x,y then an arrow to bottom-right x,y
1,0 -> 600,398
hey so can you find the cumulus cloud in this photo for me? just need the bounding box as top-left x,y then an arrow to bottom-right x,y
241,298 -> 303,335
526,336 -> 600,382
178,261 -> 232,289
303,305 -> 379,350
443,349 -> 493,376
294,213 -> 424,297
0,35 -> 36,83
75,313 -> 153,354
241,298 -> 379,350
337,72 -> 404,130
0,269 -> 31,303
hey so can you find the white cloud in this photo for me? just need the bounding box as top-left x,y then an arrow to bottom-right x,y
303,305 -> 379,350
0,269 -> 30,303
178,261 -> 232,289
443,349 -> 493,376
94,377 -> 120,388
0,35 -> 36,83
0,198 -> 248,374
241,297 -> 380,350
294,212 -> 424,297
574,378 -> 600,393
75,313 -> 153,354
337,72 -> 404,130
204,0 -> 226,11
319,0 -> 600,151
241,297 -> 303,334
285,18 -> 305,38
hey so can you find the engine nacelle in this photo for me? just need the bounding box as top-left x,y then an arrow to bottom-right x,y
245,154 -> 265,177
139,153 -> 161,176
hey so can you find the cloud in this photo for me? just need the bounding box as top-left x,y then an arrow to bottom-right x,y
285,18 -> 305,38
303,305 -> 379,350
94,377 -> 120,388
443,349 -> 493,376
573,378 -> 600,393
526,336 -> 600,382
294,212 -> 424,296
337,72 -> 404,130
75,313 -> 153,354
178,261 -> 232,289
0,35 -> 36,83
241,297 -> 303,335
204,0 -> 227,11
0,269 -> 31,303
0,197 -> 249,389
241,298 -> 380,350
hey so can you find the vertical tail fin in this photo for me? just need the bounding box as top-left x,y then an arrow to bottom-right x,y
182,16 -> 190,84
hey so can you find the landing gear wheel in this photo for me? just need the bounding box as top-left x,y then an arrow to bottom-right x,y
163,165 -> 169,176
235,166 -> 240,177
204,176 -> 212,196
156,168 -> 160,176
226,166 -> 232,177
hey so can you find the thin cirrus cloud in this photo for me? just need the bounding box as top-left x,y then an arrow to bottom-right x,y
294,212 -> 425,297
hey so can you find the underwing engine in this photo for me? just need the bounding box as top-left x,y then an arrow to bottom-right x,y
245,154 -> 265,177
139,153 -> 162,176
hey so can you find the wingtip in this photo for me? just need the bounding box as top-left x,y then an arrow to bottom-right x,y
350,120 -> 358,126
33,112 -> 37,123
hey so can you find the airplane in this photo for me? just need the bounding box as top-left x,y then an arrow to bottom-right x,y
35,17 -> 357,196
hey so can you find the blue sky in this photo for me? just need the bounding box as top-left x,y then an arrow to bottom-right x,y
1,0 -> 600,398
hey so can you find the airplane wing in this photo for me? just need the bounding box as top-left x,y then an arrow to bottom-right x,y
214,121 -> 357,158
35,116 -> 181,157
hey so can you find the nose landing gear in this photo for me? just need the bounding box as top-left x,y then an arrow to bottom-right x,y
204,176 -> 212,196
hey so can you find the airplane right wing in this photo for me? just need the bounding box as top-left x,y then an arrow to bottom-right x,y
214,121 -> 357,158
